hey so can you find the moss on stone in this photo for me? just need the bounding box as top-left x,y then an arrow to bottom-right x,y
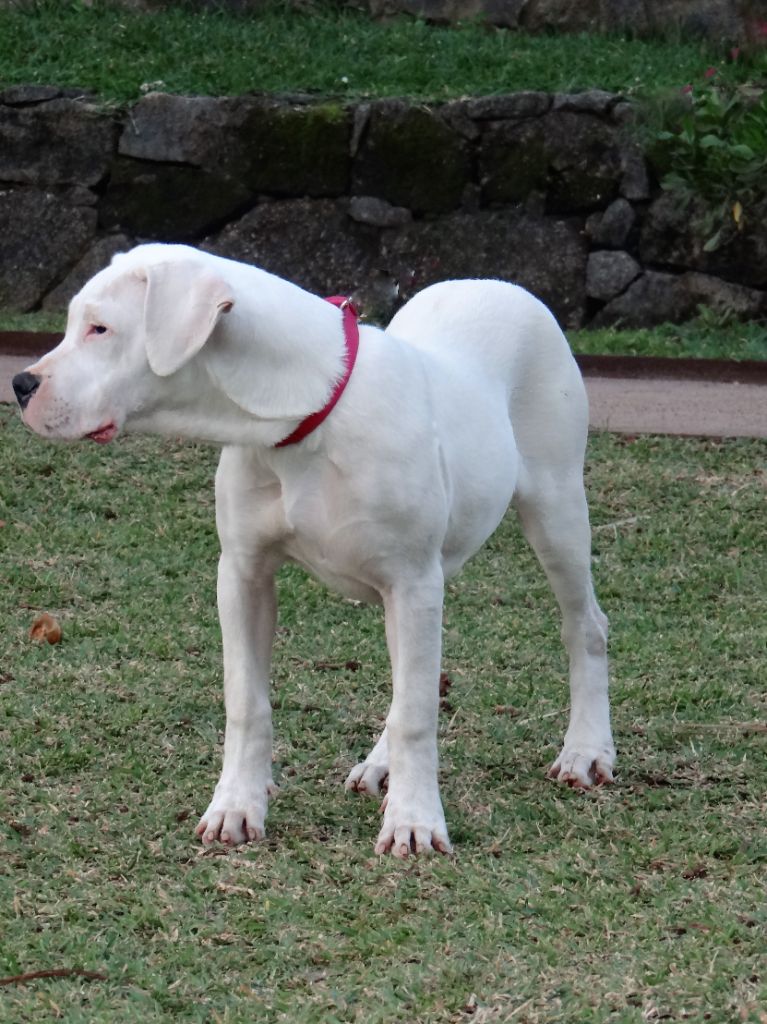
237,101 -> 351,197
100,159 -> 252,239
481,113 -> 622,213
352,100 -> 470,215
480,124 -> 550,204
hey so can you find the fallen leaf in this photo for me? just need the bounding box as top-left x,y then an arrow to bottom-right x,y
312,659 -> 361,672
216,882 -> 256,897
29,613 -> 62,645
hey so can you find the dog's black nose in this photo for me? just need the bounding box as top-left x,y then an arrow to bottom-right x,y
12,371 -> 41,410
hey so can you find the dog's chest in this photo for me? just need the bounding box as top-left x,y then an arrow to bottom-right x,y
275,464 -> 383,604
284,538 -> 382,604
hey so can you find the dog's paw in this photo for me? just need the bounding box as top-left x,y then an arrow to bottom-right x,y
374,793 -> 452,858
548,743 -> 616,789
345,757 -> 389,798
195,781 -> 275,846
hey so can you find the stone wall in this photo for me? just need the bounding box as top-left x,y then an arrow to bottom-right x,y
2,85 -> 767,329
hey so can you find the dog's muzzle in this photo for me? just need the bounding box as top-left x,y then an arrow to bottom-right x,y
12,371 -> 41,410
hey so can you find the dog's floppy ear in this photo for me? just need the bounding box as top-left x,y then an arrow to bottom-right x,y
143,260 -> 234,377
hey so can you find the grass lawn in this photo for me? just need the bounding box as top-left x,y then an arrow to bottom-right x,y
0,1 -> 759,103
0,310 -> 66,335
570,319 -> 767,362
1,412 -> 765,1022
3,309 -> 766,361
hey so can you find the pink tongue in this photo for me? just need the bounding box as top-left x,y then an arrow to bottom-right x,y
88,424 -> 116,444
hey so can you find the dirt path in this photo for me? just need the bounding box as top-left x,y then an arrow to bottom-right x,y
585,376 -> 766,438
2,347 -> 766,439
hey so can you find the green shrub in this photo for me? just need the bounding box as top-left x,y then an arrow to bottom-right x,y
647,61 -> 767,249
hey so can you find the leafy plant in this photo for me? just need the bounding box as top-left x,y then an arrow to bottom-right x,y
649,74 -> 767,250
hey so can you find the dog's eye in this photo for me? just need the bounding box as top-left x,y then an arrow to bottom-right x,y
86,324 -> 109,338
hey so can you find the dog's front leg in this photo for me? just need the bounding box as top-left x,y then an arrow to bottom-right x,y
375,573 -> 451,857
196,555 -> 277,846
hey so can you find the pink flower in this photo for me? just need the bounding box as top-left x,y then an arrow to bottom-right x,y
703,66 -> 718,78
681,84 -> 693,94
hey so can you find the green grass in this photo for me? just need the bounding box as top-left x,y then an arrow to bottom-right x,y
0,310 -> 66,334
1,413 -> 765,1022
0,1 -> 756,104
571,317 -> 767,361
3,308 -> 766,361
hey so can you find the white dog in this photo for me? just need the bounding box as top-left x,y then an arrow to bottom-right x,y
14,243 -> 615,857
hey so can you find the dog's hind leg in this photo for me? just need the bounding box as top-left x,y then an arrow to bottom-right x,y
345,727 -> 389,797
512,462 -> 615,788
344,611 -> 396,797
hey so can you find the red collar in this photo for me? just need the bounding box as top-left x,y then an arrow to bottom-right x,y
274,296 -> 360,449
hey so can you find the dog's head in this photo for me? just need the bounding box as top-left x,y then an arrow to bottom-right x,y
14,244 -> 234,444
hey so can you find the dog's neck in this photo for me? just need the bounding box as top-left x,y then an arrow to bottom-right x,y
207,271 -> 347,423
129,270 -> 350,448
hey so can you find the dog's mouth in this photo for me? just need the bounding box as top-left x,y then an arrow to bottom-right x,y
85,422 -> 118,444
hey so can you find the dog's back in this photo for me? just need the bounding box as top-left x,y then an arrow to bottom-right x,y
386,279 -> 588,465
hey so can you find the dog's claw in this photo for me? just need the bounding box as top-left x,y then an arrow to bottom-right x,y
197,816 -> 265,847
548,746 -> 616,790
374,827 -> 452,858
345,760 -> 389,799
196,785 -> 271,846
374,794 -> 452,858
